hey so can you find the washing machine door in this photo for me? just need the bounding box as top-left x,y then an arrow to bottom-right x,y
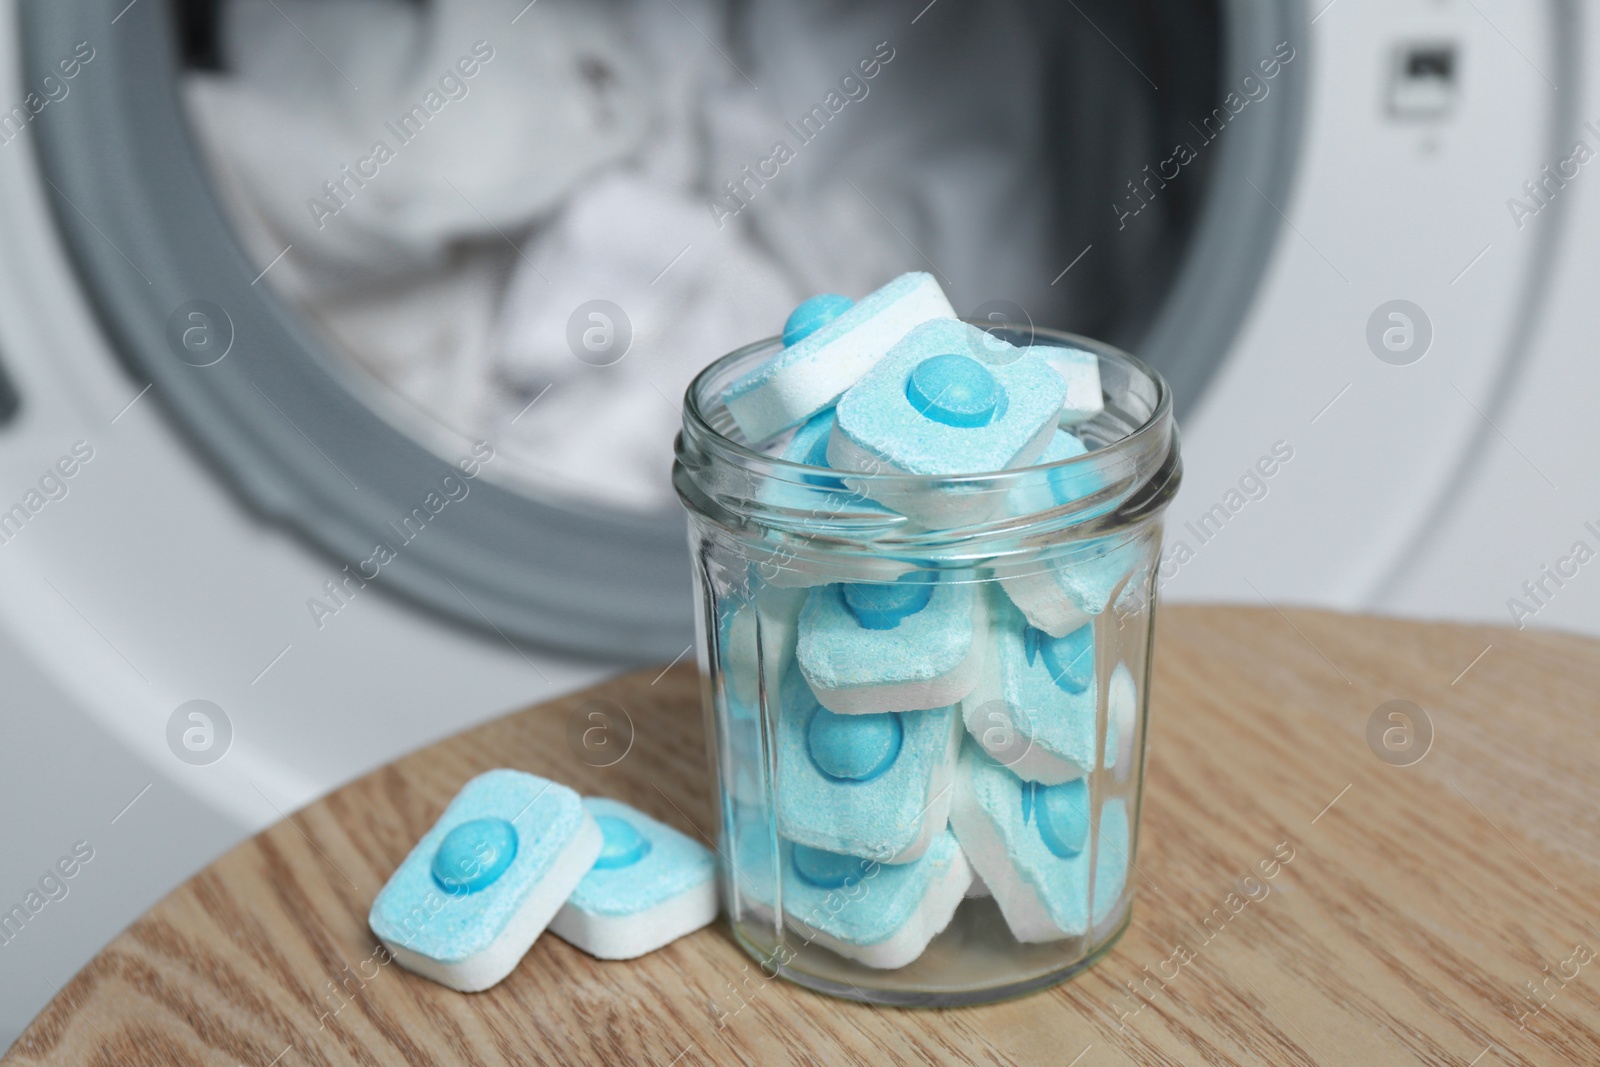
18,0 -> 1304,660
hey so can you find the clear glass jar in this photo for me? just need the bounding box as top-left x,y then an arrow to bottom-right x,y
673,326 -> 1180,1006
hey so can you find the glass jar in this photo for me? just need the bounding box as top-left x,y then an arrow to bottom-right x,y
673,325 -> 1180,1006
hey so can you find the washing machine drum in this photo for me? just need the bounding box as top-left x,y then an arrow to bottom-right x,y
19,0 -> 1302,660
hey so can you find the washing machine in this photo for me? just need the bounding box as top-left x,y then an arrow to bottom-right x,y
1,0 -> 1592,1047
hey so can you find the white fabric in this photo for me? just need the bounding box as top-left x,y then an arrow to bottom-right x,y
187,0 -> 652,286
184,0 -> 1054,512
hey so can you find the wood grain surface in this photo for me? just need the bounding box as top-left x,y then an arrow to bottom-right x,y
7,605 -> 1599,1066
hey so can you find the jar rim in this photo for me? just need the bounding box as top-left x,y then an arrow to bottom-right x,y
675,322 -> 1180,551
681,323 -> 1172,484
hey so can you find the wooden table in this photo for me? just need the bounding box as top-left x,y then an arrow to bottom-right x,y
8,605 -> 1599,1066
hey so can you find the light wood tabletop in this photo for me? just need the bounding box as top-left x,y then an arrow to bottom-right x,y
7,605 -> 1598,1066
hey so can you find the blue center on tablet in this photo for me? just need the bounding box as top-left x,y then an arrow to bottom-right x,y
841,575 -> 933,630
801,424 -> 847,489
905,353 -> 1006,428
792,844 -> 873,888
1025,623 -> 1094,694
783,294 -> 854,346
591,814 -> 652,870
807,707 -> 903,782
1022,779 -> 1089,858
432,817 -> 518,893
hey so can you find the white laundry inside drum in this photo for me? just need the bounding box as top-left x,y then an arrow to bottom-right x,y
182,0 -> 1061,512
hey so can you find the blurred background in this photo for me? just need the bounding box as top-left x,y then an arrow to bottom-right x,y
1,0 -> 1593,1047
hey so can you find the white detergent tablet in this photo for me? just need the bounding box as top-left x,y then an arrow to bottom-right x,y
796,576 -> 983,715
752,410 -> 916,589
991,430 -> 1140,638
828,322 -> 1067,527
1003,429 -> 1103,520
997,535 -> 1143,639
721,584 -> 807,711
722,273 -> 956,444
1035,345 -> 1104,426
720,584 -> 806,806
962,590 -> 1097,785
775,664 -> 960,864
781,831 -> 971,970
949,742 -> 1129,944
549,798 -> 718,960
1106,662 -> 1139,781
369,769 -> 602,992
